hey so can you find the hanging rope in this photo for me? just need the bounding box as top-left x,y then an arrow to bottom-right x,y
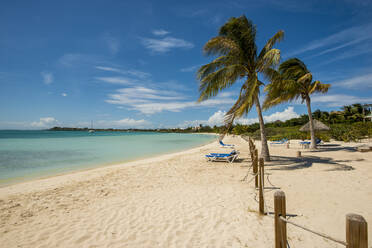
279,216 -> 347,246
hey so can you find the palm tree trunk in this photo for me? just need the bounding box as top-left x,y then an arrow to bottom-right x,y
255,96 -> 270,161
305,95 -> 317,149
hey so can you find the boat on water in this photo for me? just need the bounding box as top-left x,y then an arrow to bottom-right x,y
88,120 -> 95,133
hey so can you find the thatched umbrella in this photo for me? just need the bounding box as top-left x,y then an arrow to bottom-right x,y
299,119 -> 330,132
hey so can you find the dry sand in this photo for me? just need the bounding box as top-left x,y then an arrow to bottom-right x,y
0,136 -> 371,248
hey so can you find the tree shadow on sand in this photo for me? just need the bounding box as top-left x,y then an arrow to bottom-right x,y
304,144 -> 357,153
266,155 -> 357,171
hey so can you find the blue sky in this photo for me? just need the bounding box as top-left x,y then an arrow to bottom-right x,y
1,0 -> 371,129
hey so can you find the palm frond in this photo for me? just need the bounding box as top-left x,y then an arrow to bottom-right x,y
203,36 -> 240,56
258,30 -> 284,61
298,73 -> 312,84
257,48 -> 281,72
198,64 -> 245,101
309,81 -> 331,94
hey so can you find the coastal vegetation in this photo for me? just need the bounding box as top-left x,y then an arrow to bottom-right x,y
49,103 -> 371,142
197,15 -> 284,161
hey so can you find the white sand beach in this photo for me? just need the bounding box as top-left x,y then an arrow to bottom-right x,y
0,136 -> 371,248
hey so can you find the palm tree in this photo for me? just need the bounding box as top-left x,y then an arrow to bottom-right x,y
264,58 -> 331,149
197,15 -> 284,161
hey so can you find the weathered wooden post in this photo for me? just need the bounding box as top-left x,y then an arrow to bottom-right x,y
249,139 -> 254,161
259,157 -> 265,189
274,191 -> 287,248
253,149 -> 258,188
296,151 -> 301,157
259,158 -> 264,215
346,213 -> 368,248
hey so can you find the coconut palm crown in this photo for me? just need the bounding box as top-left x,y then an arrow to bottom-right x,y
264,58 -> 331,149
197,15 -> 284,161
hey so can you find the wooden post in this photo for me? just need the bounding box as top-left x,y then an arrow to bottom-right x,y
253,149 -> 258,188
346,213 -> 368,248
259,157 -> 264,189
259,158 -> 264,215
274,191 -> 287,248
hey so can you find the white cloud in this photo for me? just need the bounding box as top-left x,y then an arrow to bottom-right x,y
95,66 -> 151,79
311,94 -> 371,107
61,93 -> 67,97
105,86 -> 235,114
152,29 -> 170,36
237,107 -> 299,124
41,71 -> 53,85
287,23 -> 372,58
97,118 -> 149,128
95,77 -> 135,85
141,36 -> 194,53
179,107 -> 299,128
30,117 -> 58,128
334,72 -> 372,88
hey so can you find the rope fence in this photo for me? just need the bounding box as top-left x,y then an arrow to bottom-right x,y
278,216 -> 347,246
245,137 -> 369,248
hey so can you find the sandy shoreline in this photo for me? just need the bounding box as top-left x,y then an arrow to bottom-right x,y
0,135 -> 371,247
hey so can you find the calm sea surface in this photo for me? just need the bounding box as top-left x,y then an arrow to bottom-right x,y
0,130 -> 215,185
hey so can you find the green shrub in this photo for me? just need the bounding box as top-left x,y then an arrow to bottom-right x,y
329,122 -> 371,142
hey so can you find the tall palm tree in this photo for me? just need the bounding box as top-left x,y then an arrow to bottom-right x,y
264,58 -> 331,149
197,15 -> 284,161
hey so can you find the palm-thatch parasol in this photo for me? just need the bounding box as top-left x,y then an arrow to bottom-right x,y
299,119 -> 330,132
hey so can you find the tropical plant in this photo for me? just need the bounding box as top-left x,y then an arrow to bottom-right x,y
264,58 -> 331,149
197,15 -> 284,161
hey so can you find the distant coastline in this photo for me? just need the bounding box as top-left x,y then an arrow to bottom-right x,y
47,126 -> 216,133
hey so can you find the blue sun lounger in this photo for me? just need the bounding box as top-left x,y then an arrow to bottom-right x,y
206,150 -> 239,163
300,139 -> 322,148
219,140 -> 235,148
270,138 -> 288,145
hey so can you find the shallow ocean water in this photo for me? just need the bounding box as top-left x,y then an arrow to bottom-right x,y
0,130 -> 215,185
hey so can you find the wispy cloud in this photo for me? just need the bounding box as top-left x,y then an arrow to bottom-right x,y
141,36 -> 194,53
333,72 -> 372,88
61,93 -> 67,97
58,53 -> 101,67
103,34 -> 120,55
178,107 -> 299,128
95,77 -> 135,85
287,23 -> 372,59
152,29 -> 170,36
41,71 -> 53,85
311,94 -> 371,107
95,66 -> 151,79
96,118 -> 150,128
106,86 -> 234,114
180,64 -> 201,72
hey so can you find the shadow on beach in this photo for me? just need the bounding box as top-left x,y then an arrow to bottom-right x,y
306,144 -> 357,153
266,155 -> 356,171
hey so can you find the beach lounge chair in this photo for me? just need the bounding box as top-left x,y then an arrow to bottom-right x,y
270,138 -> 288,145
205,150 -> 239,163
219,140 -> 235,148
300,139 -> 322,148
299,141 -> 311,148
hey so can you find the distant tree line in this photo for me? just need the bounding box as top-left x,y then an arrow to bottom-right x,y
49,103 -> 371,142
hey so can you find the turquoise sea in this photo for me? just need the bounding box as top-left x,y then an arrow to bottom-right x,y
0,130 -> 215,186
